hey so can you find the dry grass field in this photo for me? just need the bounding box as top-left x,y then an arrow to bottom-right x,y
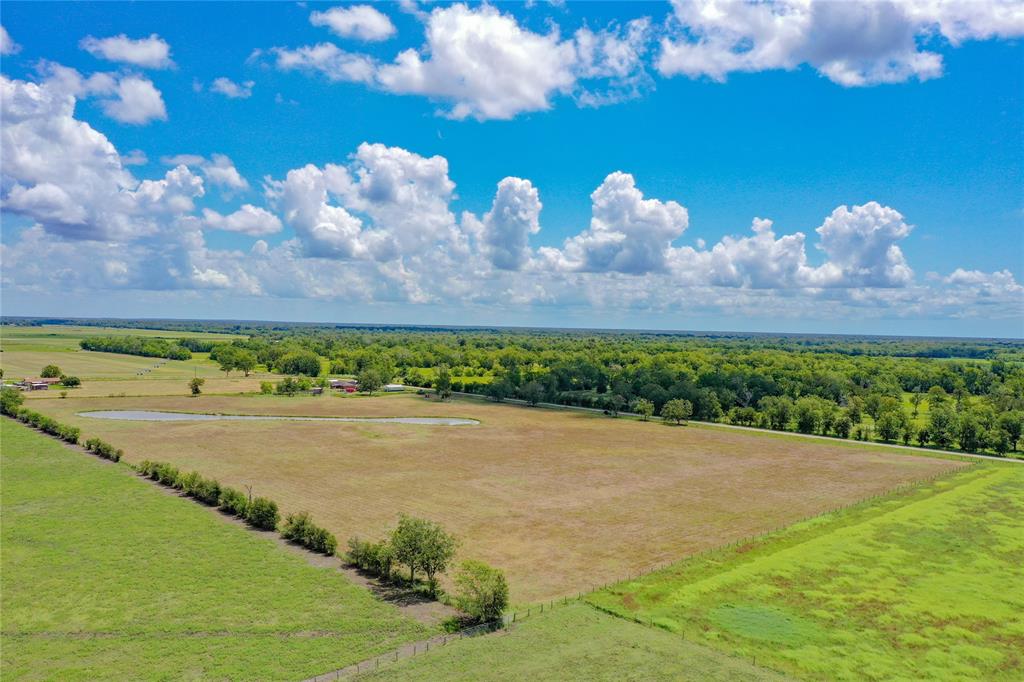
39,393 -> 963,603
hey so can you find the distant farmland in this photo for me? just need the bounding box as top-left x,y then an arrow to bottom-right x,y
40,392 -> 962,603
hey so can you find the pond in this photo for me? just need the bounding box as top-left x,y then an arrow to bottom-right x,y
77,410 -> 479,426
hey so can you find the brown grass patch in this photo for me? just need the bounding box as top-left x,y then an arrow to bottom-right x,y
40,393 -> 962,603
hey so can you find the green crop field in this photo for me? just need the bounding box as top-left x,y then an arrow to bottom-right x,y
0,419 -> 429,681
589,464 -> 1024,681
359,602 -> 788,681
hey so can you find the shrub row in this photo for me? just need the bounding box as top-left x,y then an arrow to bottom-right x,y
135,460 -> 282,532
14,408 -> 80,444
83,437 -> 123,462
282,511 -> 338,555
347,537 -> 395,576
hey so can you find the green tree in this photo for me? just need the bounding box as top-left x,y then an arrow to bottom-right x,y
260,381 -> 274,394
661,398 -> 692,425
276,351 -> 322,377
234,350 -> 257,377
434,364 -> 453,400
390,515 -> 458,593
40,364 -> 62,378
217,347 -> 238,376
759,396 -> 792,430
955,412 -> 984,452
59,375 -> 81,387
632,398 -> 655,421
453,560 -> 509,623
519,381 -> 544,406
604,394 -> 626,416
794,397 -> 823,434
1,386 -> 25,415
928,406 -> 955,448
997,411 -> 1022,451
485,379 -> 512,402
357,367 -> 386,395
189,377 -> 205,396
910,388 -> 924,418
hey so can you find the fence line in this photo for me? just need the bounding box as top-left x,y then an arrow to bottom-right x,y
308,462 -> 972,680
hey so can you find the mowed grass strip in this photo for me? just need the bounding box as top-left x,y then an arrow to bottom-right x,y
39,393 -> 961,603
357,602 -> 790,681
0,419 -> 430,682
589,464 -> 1024,681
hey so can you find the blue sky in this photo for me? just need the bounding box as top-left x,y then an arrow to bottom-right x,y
1,1 -> 1022,337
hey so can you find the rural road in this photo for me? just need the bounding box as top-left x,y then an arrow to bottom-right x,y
450,391 -> 1022,465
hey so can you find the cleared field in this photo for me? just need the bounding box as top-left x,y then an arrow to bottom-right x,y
359,602 -> 789,681
0,419 -> 429,681
589,465 -> 1024,681
39,393 -> 962,603
0,325 -> 276,397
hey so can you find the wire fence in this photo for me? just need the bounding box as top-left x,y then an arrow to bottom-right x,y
307,463 -> 972,681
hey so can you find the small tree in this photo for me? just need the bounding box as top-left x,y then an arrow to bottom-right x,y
604,394 -> 626,417
260,381 -> 274,395
234,350 -> 257,377
189,377 -> 205,396
0,386 -> 25,415
632,398 -> 655,421
454,560 -> 509,623
661,398 -> 692,425
519,381 -> 544,406
390,515 -> 458,593
59,375 -> 81,387
41,364 -> 62,378
485,379 -> 512,402
434,364 -> 453,400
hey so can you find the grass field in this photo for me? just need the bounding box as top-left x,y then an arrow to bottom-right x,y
588,464 -> 1024,681
0,325 -> 275,397
358,602 -> 789,681
36,392 -> 962,603
0,418 -> 430,681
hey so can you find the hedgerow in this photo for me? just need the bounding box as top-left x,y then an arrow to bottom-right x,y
282,511 -> 337,555
245,497 -> 279,531
84,437 -> 122,462
15,408 -> 80,444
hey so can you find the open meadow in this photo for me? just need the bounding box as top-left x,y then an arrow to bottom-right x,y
358,602 -> 789,681
0,419 -> 430,681
589,464 -> 1024,681
1,325 -> 274,397
37,392 -> 962,603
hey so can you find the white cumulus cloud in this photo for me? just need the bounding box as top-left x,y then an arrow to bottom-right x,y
80,33 -> 174,69
203,205 -> 283,236
658,0 -> 1024,87
310,5 -> 397,41
210,77 -> 254,99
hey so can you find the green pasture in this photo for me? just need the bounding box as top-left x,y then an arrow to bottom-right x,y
589,464 -> 1024,681
360,602 -> 787,681
0,419 -> 429,681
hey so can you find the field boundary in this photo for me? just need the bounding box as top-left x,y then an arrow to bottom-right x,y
448,390 -> 1022,464
0,414 -> 459,628
304,461 -> 973,681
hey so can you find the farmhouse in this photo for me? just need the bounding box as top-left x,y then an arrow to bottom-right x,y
329,378 -> 358,389
18,377 -> 59,391
383,383 -> 405,392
